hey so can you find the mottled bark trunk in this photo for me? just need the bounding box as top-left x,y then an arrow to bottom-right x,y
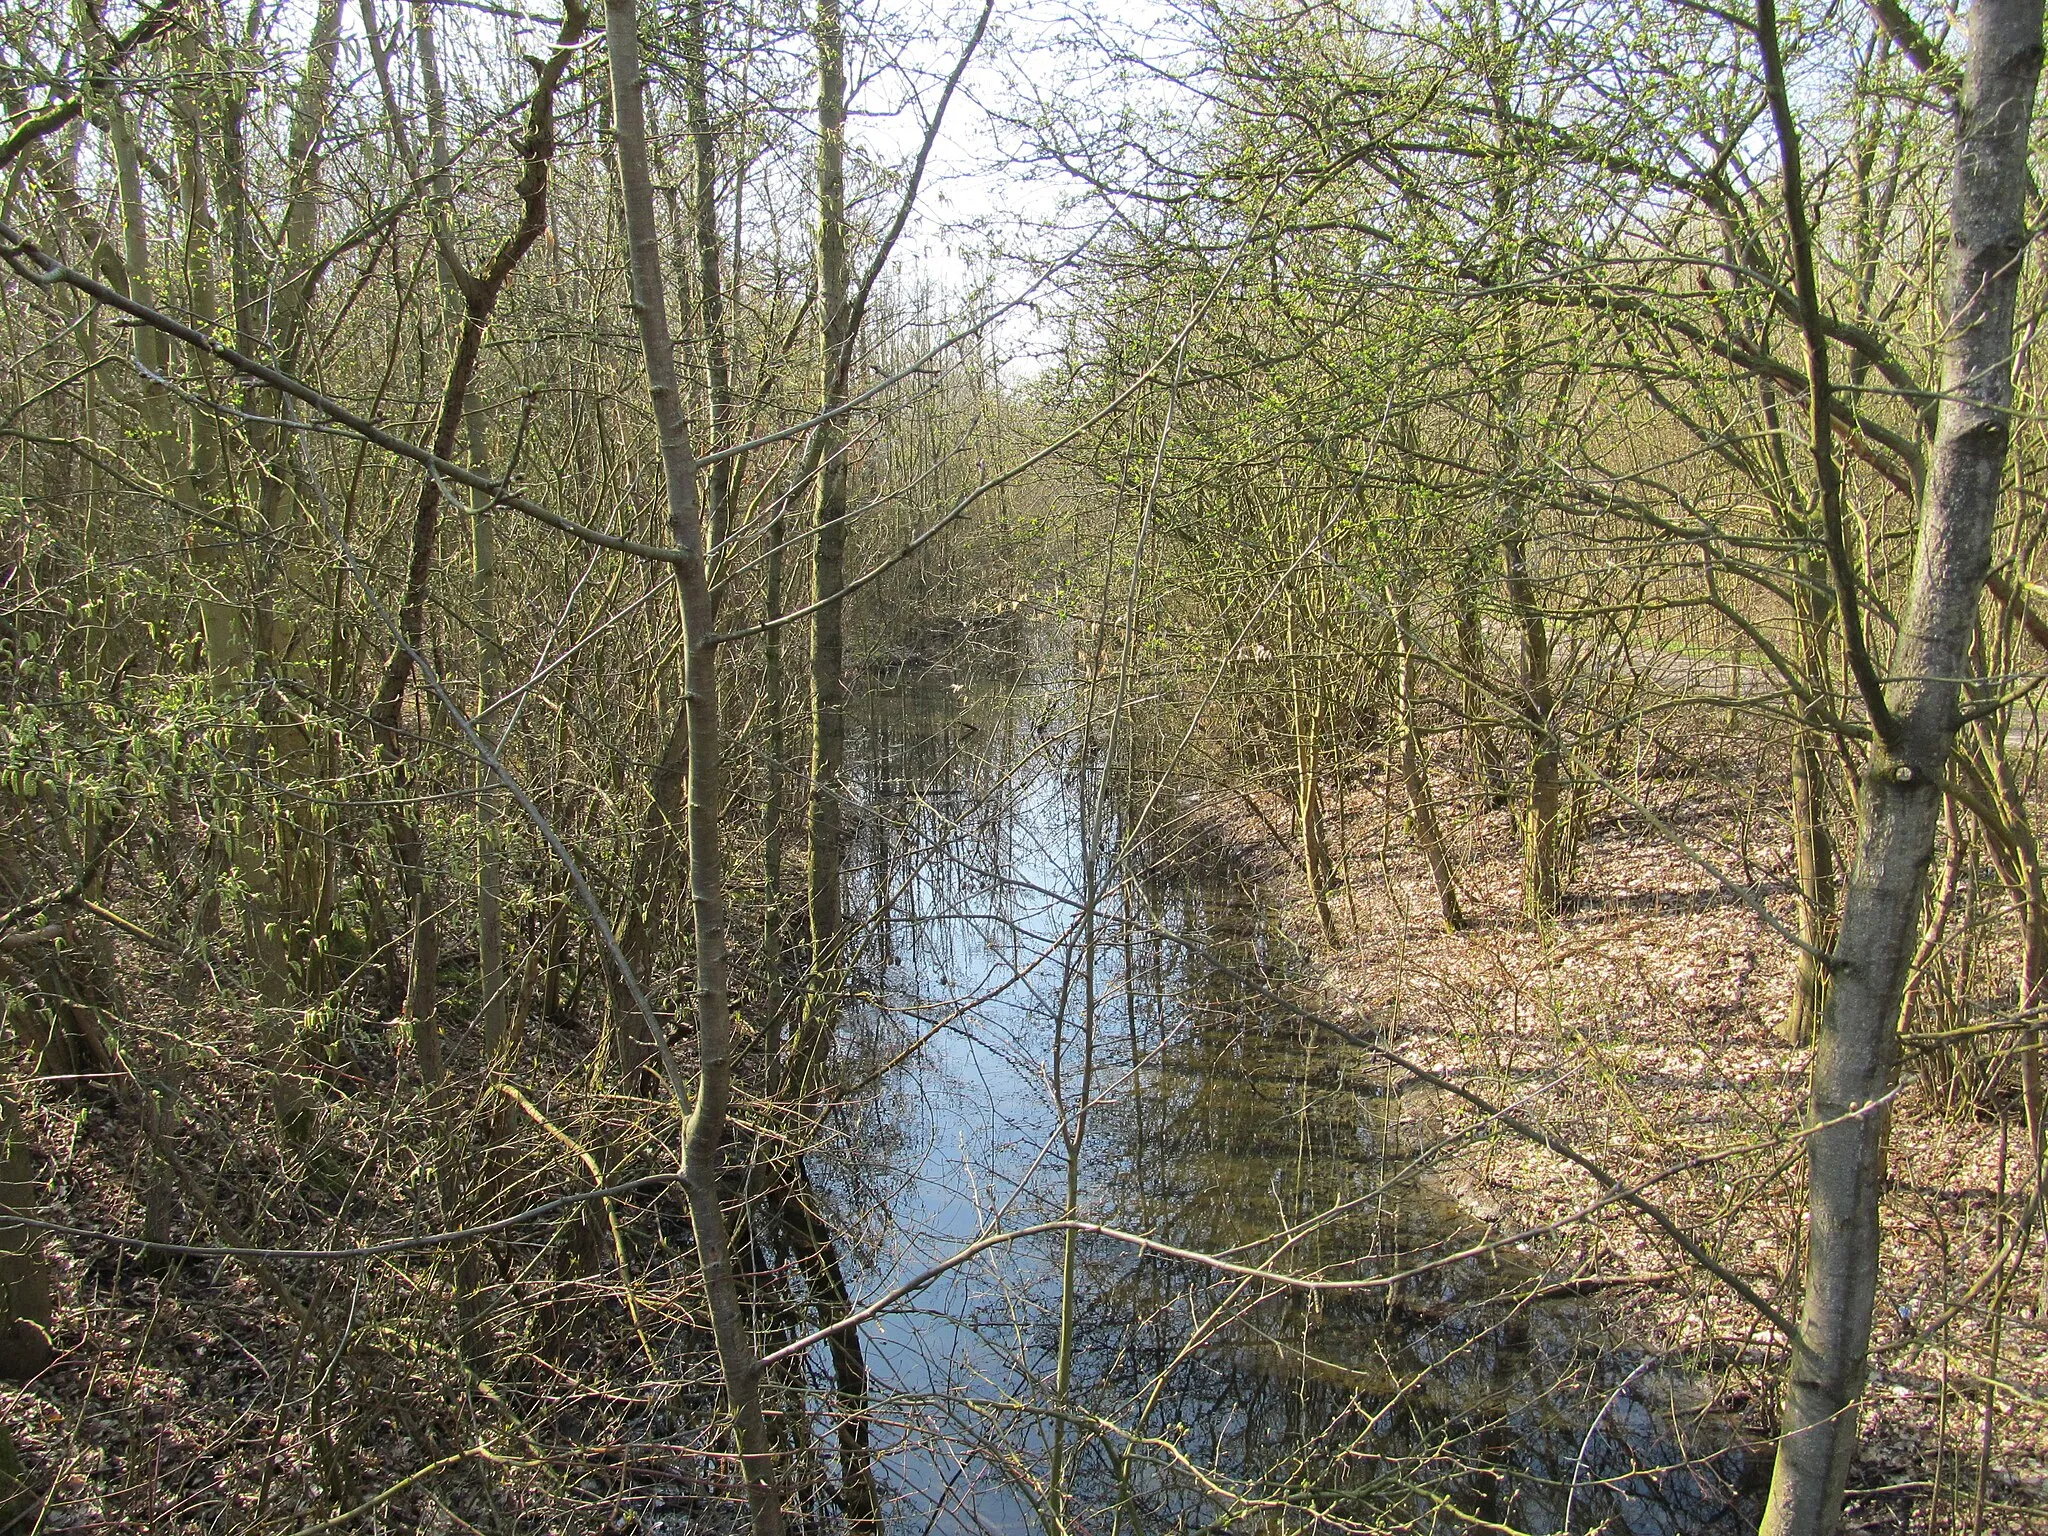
1762,0 -> 2043,1527
1957,733 -> 2047,1139
683,0 -> 736,558
470,414 -> 509,1059
1782,711 -> 1838,1045
790,0 -> 853,1109
607,713 -> 688,1082
0,1099 -> 51,1381
1288,612 -> 1339,943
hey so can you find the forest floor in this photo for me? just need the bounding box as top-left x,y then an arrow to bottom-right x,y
1177,750 -> 2048,1535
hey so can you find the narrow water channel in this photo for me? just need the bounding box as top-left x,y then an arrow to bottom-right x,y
812,632 -> 1760,1534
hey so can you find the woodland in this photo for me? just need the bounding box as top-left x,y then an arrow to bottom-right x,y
0,0 -> 2046,1530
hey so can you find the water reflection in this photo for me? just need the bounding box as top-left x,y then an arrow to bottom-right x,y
815,641 -> 1759,1534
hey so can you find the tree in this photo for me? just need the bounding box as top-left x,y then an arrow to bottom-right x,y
1761,0 -> 2044,1524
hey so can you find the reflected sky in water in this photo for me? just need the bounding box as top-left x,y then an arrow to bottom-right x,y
813,640 -> 1759,1535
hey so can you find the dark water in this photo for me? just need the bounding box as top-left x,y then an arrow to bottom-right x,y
811,641 -> 1760,1534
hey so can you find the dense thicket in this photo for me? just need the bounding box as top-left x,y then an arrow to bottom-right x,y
2,0 -> 2045,1529
1043,0 -> 2048,1527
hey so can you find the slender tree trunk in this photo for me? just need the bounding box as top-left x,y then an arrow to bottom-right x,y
806,0 -> 852,1003
367,0 -> 582,1067
201,2 -> 342,1122
1762,0 -> 2043,1526
1958,732 -> 2048,1140
1484,64 -> 1567,921
1782,715 -> 1838,1044
761,485 -> 793,1061
1782,546 -> 1841,1045
1502,519 -> 1564,920
1393,598 -> 1465,932
2020,908 -> 2046,1146
105,92 -> 174,467
1758,378 -> 1843,1047
604,4 -> 784,1529
1297,721 -> 1340,943
468,406 -> 509,1058
415,1 -> 511,1061
683,0 -> 736,557
1287,611 -> 1339,943
1455,585 -> 1510,808
607,714 -> 688,1082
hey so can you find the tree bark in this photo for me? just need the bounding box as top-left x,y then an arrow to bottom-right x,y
1287,609 -> 1339,942
1782,714 -> 1838,1044
1761,0 -> 2044,1526
469,406 -> 510,1059
604,3 -> 785,1529
761,482 -> 794,1062
1454,585 -> 1510,808
806,0 -> 852,998
606,712 -> 688,1082
1393,599 -> 1465,932
1502,518 -> 1565,920
683,0 -> 737,558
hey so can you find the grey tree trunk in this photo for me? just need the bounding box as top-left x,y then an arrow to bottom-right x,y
1781,528 -> 1841,1046
1761,0 -> 2044,1526
806,0 -> 852,1002
603,3 -> 785,1529
468,410 -> 509,1059
761,484 -> 793,1061
1782,716 -> 1837,1044
789,0 -> 853,1108
1393,600 -> 1466,933
1287,611 -> 1340,943
366,0 -> 581,1078
683,0 -> 736,558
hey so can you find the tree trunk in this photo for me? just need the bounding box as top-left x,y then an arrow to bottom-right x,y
366,0 -> 582,1072
470,411 -> 509,1059
604,4 -> 785,1529
1288,611 -> 1339,943
1394,601 -> 1465,932
683,0 -> 737,558
761,483 -> 793,1062
607,712 -> 688,1083
1455,585 -> 1510,809
1956,731 -> 2048,1138
1782,713 -> 1838,1045
1762,380 -> 1842,1048
1502,520 -> 1565,920
797,0 -> 852,1103
1761,0 -> 2043,1526
0,1098 -> 51,1381
807,0 -> 851,968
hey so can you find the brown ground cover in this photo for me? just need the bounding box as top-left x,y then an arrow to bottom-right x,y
1180,754 -> 2048,1533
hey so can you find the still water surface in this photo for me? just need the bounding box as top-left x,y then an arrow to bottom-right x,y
813,643 -> 1757,1534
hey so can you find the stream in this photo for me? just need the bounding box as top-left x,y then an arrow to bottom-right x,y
806,630 -> 1762,1534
